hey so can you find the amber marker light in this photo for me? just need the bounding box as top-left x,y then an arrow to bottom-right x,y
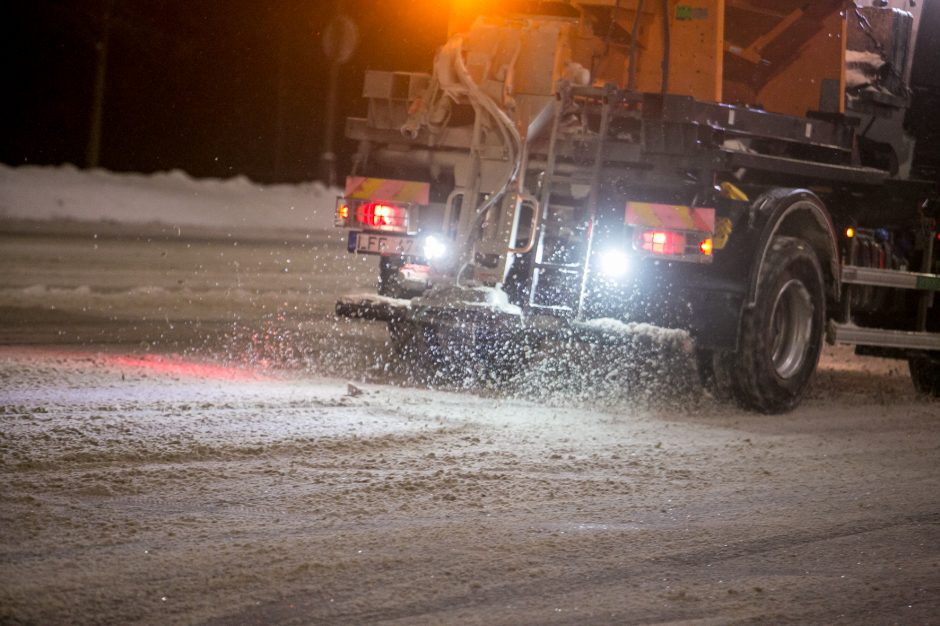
699,238 -> 713,255
845,227 -> 855,238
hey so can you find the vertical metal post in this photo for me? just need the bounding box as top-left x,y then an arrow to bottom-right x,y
274,36 -> 288,180
319,5 -> 357,187
916,222 -> 936,332
454,105 -> 486,274
576,89 -> 613,320
536,96 -> 564,240
842,234 -> 857,323
86,0 -> 114,169
320,60 -> 341,188
528,95 -> 565,307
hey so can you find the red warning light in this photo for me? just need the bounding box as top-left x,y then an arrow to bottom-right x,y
640,230 -> 686,255
356,202 -> 407,229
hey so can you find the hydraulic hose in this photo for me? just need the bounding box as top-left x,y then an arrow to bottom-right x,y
449,36 -> 524,281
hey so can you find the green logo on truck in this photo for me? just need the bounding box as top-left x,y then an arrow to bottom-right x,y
676,6 -> 709,21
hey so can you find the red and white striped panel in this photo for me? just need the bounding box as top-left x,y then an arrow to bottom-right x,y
345,177 -> 430,205
625,202 -> 715,233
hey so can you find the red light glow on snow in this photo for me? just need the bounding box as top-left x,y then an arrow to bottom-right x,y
108,355 -> 273,381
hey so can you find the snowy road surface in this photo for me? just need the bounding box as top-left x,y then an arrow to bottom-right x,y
2,216 -> 939,624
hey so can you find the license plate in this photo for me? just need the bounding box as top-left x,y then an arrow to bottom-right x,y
349,231 -> 418,256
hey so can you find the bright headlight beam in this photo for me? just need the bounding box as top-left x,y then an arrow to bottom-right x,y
598,248 -> 630,278
423,234 -> 448,260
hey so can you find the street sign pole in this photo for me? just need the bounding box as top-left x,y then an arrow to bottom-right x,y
320,14 -> 358,188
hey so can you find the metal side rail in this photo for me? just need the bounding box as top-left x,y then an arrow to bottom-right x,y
829,322 -> 940,351
841,265 -> 940,291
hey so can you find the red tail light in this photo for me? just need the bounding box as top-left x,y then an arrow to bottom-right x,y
356,202 -> 407,229
640,230 -> 686,255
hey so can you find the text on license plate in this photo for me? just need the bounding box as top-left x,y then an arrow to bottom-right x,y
349,232 -> 417,255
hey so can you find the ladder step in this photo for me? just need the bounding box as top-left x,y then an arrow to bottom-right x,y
842,265 -> 940,291
829,322 -> 940,351
534,261 -> 583,271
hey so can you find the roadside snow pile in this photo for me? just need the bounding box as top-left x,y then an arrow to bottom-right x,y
0,164 -> 340,233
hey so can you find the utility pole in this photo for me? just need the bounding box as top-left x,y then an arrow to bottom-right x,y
86,0 -> 114,169
319,2 -> 357,188
275,33 -> 288,181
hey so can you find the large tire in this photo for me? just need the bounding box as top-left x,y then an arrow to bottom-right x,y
694,347 -> 735,403
909,354 -> 940,397
730,236 -> 826,413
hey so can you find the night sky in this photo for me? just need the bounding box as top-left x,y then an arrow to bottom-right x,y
2,1 -> 452,183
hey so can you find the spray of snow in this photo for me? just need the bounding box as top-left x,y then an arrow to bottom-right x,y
337,292 -> 413,309
577,317 -> 691,347
461,286 -> 523,316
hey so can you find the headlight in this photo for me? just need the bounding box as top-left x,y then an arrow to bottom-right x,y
423,234 -> 448,261
597,248 -> 630,278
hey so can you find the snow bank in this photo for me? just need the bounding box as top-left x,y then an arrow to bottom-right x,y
0,164 -> 340,233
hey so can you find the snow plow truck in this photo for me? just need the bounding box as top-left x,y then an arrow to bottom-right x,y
333,0 -> 940,413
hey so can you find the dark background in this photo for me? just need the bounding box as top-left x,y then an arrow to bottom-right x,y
1,1 -> 452,184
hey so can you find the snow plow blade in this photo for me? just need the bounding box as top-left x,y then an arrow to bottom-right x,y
335,293 -> 412,322
406,285 -> 524,330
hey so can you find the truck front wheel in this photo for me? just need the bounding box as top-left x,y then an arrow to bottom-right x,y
731,236 -> 826,413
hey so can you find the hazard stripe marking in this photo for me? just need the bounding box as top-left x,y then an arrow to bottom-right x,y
345,177 -> 430,204
625,202 -> 715,233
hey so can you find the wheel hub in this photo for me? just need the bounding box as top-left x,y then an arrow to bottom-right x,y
769,279 -> 814,380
